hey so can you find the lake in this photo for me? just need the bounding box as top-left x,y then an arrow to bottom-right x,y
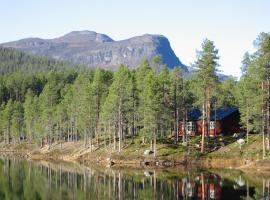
0,158 -> 269,200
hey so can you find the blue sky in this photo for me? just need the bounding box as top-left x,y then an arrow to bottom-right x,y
0,0 -> 269,77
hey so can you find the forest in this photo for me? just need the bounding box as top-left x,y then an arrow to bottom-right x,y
0,32 -> 269,156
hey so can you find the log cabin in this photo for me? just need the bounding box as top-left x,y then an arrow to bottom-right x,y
178,107 -> 240,137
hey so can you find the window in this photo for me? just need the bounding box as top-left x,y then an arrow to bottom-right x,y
187,122 -> 195,132
210,121 -> 215,129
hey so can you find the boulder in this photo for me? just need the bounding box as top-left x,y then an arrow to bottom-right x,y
143,150 -> 153,155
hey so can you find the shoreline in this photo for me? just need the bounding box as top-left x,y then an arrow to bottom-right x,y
0,141 -> 267,173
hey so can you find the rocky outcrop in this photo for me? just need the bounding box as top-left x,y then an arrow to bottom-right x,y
1,31 -> 187,71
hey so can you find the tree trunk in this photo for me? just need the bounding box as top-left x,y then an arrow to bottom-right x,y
176,108 -> 179,143
84,131 -> 88,148
90,132 -> 92,152
262,81 -> 266,159
154,129 -> 157,158
201,102 -> 205,153
173,82 -> 177,144
182,109 -> 187,148
95,127 -> 98,147
118,98 -> 122,153
267,79 -> 270,149
206,87 -> 211,140
114,129 -> 116,150
59,121 -> 62,150
246,105 -> 249,144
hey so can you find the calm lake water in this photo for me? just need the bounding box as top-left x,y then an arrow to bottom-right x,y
0,158 -> 269,200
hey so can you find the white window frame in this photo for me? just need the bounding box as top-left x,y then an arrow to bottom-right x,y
186,122 -> 195,133
210,121 -> 215,129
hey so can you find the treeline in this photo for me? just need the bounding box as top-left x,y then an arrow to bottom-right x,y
0,42 -> 235,155
0,47 -> 86,75
236,32 -> 270,157
0,32 -> 269,155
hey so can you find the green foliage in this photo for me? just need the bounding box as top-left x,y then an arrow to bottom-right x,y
235,32 -> 270,135
10,101 -> 24,140
216,77 -> 237,107
1,33 -> 269,153
0,47 -> 85,75
142,70 -> 162,134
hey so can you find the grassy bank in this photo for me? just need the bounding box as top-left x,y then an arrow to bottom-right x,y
0,134 -> 269,171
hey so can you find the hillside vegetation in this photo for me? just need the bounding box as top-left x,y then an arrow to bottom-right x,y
0,47 -> 85,75
0,32 -> 270,165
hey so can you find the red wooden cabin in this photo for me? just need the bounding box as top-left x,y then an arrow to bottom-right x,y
178,107 -> 240,137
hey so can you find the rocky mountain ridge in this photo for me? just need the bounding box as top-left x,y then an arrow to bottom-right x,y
1,31 -> 187,71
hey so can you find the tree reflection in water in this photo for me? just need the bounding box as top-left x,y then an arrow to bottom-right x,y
0,158 -> 268,199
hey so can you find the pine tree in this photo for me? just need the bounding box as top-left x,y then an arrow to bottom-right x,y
254,32 -> 270,157
39,72 -> 61,148
135,60 -> 152,137
194,39 -> 219,153
0,103 -> 5,141
142,70 -> 162,157
101,65 -> 131,152
170,67 -> 185,143
77,76 -> 95,149
91,68 -> 111,146
10,101 -> 24,143
24,90 -> 37,142
217,77 -> 237,107
158,65 -> 171,138
126,71 -> 139,139
2,99 -> 13,144
241,52 -> 251,76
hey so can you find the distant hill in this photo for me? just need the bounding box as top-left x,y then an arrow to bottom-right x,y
1,31 -> 187,71
0,47 -> 84,75
186,66 -> 234,81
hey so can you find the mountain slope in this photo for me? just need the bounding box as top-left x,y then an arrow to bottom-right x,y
1,31 -> 187,71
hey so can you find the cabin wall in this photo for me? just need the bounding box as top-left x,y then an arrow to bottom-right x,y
178,110 -> 240,137
196,120 -> 221,136
220,111 -> 240,135
178,121 -> 222,136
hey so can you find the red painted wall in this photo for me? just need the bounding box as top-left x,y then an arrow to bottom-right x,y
178,121 -> 221,137
178,111 -> 240,136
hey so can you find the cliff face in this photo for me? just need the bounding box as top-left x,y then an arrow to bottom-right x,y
1,31 -> 187,71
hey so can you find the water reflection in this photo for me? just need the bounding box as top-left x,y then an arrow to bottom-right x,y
0,158 -> 269,199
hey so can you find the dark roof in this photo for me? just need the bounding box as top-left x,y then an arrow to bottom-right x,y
187,107 -> 239,121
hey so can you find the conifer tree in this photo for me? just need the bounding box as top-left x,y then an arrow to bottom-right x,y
194,39 -> 219,153
170,67 -> 185,143
101,65 -> 131,152
24,90 -> 37,142
158,65 -> 171,138
135,60 -> 152,137
254,32 -> 270,156
91,68 -> 111,146
142,70 -> 162,157
10,101 -> 24,143
39,72 -> 61,148
2,99 -> 13,144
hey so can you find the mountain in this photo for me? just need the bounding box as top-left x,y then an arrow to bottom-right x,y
0,31 -> 187,71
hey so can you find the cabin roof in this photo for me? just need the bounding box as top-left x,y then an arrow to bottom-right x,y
187,107 -> 238,121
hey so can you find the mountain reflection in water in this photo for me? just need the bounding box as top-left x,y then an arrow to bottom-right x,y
0,158 -> 269,200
